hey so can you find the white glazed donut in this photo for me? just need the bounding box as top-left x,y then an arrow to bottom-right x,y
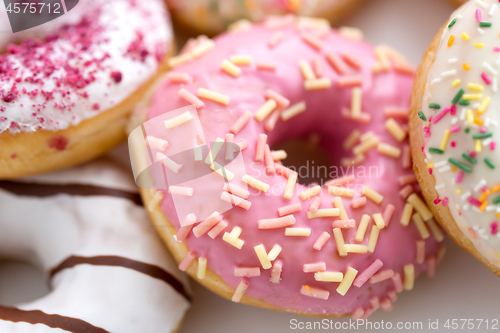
0,0 -> 174,179
0,159 -> 190,332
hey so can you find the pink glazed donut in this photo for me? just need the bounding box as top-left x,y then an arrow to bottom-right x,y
137,17 -> 445,318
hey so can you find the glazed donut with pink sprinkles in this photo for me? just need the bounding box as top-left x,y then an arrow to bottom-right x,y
136,16 -> 446,318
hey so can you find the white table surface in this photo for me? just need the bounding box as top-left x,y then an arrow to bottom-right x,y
2,0 -> 500,332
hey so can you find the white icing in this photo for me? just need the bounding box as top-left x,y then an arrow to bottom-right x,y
0,0 -> 173,134
421,0 -> 500,268
0,159 -> 190,332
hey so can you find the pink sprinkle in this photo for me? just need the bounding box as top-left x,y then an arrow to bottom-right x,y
416,240 -> 425,264
353,259 -> 383,288
490,222 -> 498,235
432,106 -> 450,124
494,47 -> 500,52
264,144 -> 276,174
482,72 -> 492,85
370,297 -> 380,311
434,198 -> 441,204
442,197 -> 449,206
92,103 -> 100,110
175,224 -> 194,242
468,197 -> 482,207
193,212 -> 223,237
278,203 -> 302,216
482,186 -> 488,192
480,126 -> 488,133
264,110 -> 281,131
351,196 -> 367,209
352,308 -> 365,320
265,89 -> 290,109
208,220 -> 228,239
303,262 -> 326,273
388,290 -> 398,302
342,52 -> 362,70
166,72 -> 192,84
325,52 -> 347,75
223,183 -> 250,199
312,56 -> 323,77
338,74 -> 364,88
392,272 -> 404,293
427,256 -> 437,278
230,111 -> 253,134
221,192 -> 252,210
257,61 -> 277,71
325,175 -> 355,187
399,185 -> 414,200
450,104 -> 456,115
370,269 -> 395,284
255,134 -> 267,162
313,231 -> 330,251
476,9 -> 482,23
380,299 -> 393,312
450,125 -> 461,133
268,31 -> 284,48
234,267 -> 261,277
384,107 -> 409,119
382,204 -> 396,226
456,171 -> 464,184
429,168 -> 433,175
470,151 -> 476,157
451,141 -> 456,148
309,196 -> 321,213
332,219 -> 356,229
178,251 -> 196,271
491,141 -> 496,150
178,88 -> 204,109
270,260 -> 283,284
300,32 -> 323,50
275,163 -> 297,178
299,285 -> 329,300
110,71 -> 123,83
258,215 -> 296,229
402,145 -> 411,169
237,140 -> 248,151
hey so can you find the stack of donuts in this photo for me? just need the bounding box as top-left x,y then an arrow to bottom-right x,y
0,0 -> 496,331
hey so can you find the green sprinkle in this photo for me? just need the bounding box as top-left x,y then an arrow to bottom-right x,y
485,158 -> 496,169
493,196 -> 500,204
472,132 -> 493,140
465,128 -> 470,134
462,153 -> 477,164
429,103 -> 441,109
448,18 -> 457,29
449,158 -> 472,173
429,148 -> 444,155
452,89 -> 465,105
459,100 -> 470,106
418,110 -> 427,121
479,22 -> 492,28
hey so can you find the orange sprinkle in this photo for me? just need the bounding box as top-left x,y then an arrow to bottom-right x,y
451,166 -> 457,172
491,185 -> 500,193
479,189 -> 490,203
479,201 -> 488,212
474,117 -> 484,126
463,63 -> 470,70
447,35 -> 454,47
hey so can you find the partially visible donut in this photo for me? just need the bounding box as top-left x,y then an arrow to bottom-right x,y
165,0 -> 365,34
0,159 -> 190,332
132,16 -> 445,318
410,0 -> 500,276
0,0 -> 174,179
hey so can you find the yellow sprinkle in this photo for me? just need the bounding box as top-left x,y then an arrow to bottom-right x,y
307,208 -> 340,219
426,219 -> 445,242
230,54 -> 253,65
403,264 -> 415,290
355,214 -> 371,242
440,129 -> 451,151
198,88 -> 230,105
333,197 -> 349,220
372,213 -> 386,229
328,187 -> 355,198
242,174 -> 270,193
254,244 -> 272,269
475,139 -> 482,153
427,162 -> 434,169
205,137 -> 225,165
463,93 -> 482,100
197,257 -> 207,279
448,35 -> 455,47
478,96 -> 491,114
221,59 -> 242,77
452,79 -> 461,87
351,87 -> 362,118
315,271 -> 344,282
385,118 -> 407,142
223,228 -> 244,249
455,188 -> 462,194
401,203 -> 413,226
254,99 -> 278,122
336,267 -> 358,296
463,63 -> 471,70
333,228 -> 347,257
190,40 -> 215,58
164,111 -> 193,129
168,53 -> 193,68
466,109 -> 475,124
285,228 -> 312,237
299,185 -> 321,200
211,162 -> 235,181
343,129 -> 362,150
462,33 -> 470,40
377,143 -> 402,159
353,135 -> 379,155
474,43 -> 485,48
267,244 -> 282,261
284,173 -> 298,200
367,225 -> 380,253
343,244 -> 368,254
468,83 -> 484,91
412,213 -> 430,239
361,186 -> 384,204
304,78 -> 332,90
407,193 -> 433,221
281,101 -> 307,121
299,60 -> 316,80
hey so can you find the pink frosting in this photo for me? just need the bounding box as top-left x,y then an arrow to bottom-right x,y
146,19 -> 443,316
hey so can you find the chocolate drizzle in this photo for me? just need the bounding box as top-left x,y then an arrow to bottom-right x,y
0,305 -> 110,333
50,256 -> 191,301
0,181 -> 142,206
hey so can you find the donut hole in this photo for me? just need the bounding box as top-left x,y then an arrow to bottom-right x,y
272,135 -> 332,186
0,260 -> 49,306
